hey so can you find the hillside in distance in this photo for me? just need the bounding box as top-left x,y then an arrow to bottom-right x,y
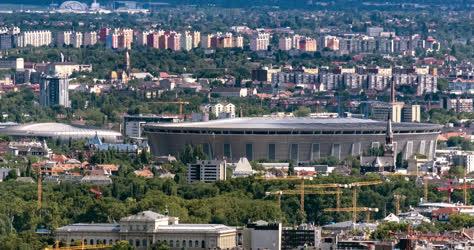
2,0 -> 472,9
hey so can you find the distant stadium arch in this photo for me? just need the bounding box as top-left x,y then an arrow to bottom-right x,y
59,1 -> 88,11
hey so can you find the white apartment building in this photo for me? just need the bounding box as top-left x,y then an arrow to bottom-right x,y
242,221 -> 282,250
202,103 -> 236,119
447,98 -> 473,113
187,160 -> 227,183
233,35 -> 244,48
136,30 -> 150,46
192,31 -> 201,48
17,30 -> 52,47
200,34 -> 211,49
83,31 -> 97,46
71,32 -> 83,48
279,37 -> 292,51
181,31 -> 193,51
250,33 -> 270,51
56,31 -> 72,46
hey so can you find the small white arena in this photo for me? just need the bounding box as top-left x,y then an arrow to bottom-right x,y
59,1 -> 89,12
0,123 -> 122,143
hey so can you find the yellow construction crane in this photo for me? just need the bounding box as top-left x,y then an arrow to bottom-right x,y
321,180 -> 382,223
151,99 -> 190,115
349,180 -> 383,223
298,183 -> 350,209
258,176 -> 312,216
265,189 -> 342,210
393,194 -> 406,215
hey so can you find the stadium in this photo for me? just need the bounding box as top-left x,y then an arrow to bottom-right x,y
0,123 -> 122,143
144,117 -> 442,163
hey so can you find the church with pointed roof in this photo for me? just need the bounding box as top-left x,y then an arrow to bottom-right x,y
360,83 -> 397,174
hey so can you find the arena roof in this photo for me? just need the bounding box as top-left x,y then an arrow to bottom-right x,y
145,117 -> 442,132
0,123 -> 122,142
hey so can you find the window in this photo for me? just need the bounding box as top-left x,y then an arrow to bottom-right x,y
170,241 -> 174,247
245,143 -> 253,160
290,144 -> 299,162
371,142 -> 380,149
203,143 -> 212,159
406,141 -> 413,160
97,240 -> 101,245
202,240 -> 206,248
90,240 -> 94,245
109,240 -> 113,245
135,240 -> 140,247
189,240 -> 193,247
311,144 -> 320,161
84,239 -> 87,245
176,240 -> 179,247
332,144 -> 341,159
195,240 -> 199,247
143,225 -> 147,231
419,140 -> 426,155
71,239 -> 75,244
183,240 -> 186,247
224,143 -> 231,159
142,239 -> 147,247
351,142 -> 361,156
428,140 -> 434,158
268,144 -> 276,160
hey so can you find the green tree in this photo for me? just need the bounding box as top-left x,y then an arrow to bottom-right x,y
288,161 -> 295,176
112,241 -> 134,250
5,169 -> 17,181
294,106 -> 311,117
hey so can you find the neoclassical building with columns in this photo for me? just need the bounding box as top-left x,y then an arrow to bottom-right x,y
55,211 -> 237,249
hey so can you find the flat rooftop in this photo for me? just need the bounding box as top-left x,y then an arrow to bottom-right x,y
145,117 -> 442,132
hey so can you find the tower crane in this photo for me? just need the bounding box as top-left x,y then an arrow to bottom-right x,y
265,189 -> 342,212
258,176 -> 312,217
297,183 -> 350,209
322,180 -> 383,223
436,179 -> 474,204
150,99 -> 190,116
393,194 -> 406,215
350,180 -> 383,223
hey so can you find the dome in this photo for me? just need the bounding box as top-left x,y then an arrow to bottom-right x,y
59,1 -> 88,11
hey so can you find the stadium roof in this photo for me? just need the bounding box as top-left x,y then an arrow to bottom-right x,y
0,123 -> 122,142
145,117 -> 442,132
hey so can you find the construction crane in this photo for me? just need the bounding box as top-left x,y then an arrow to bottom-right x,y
393,194 -> 406,215
151,99 -> 190,116
258,176 -> 311,217
436,179 -> 474,204
350,180 -> 383,222
297,183 -> 350,209
322,180 -> 382,223
265,189 -> 342,211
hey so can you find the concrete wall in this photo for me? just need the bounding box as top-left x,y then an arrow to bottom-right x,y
147,132 -> 439,162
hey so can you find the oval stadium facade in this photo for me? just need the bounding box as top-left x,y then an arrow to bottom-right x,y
144,117 -> 442,163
